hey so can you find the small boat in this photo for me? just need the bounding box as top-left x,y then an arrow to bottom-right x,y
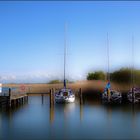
102,88 -> 122,103
127,36 -> 140,103
55,24 -> 75,103
102,34 -> 122,104
127,87 -> 140,103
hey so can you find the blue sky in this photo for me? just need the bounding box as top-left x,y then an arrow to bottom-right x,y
0,1 -> 140,83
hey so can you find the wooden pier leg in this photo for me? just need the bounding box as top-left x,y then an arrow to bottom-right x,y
50,89 -> 52,107
19,98 -> 21,104
52,88 -> 55,104
22,97 -> 24,104
14,100 -> 16,106
132,87 -> 135,104
107,88 -> 110,102
50,89 -> 54,107
42,94 -> 44,104
50,102 -> 54,124
23,97 -> 25,103
26,96 -> 28,102
16,99 -> 18,106
8,88 -> 11,107
79,88 -> 83,105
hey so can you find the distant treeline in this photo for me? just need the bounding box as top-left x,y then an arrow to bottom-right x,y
48,79 -> 73,84
87,68 -> 140,85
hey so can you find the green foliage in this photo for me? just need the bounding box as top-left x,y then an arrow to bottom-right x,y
87,73 -> 95,80
87,71 -> 105,80
87,68 -> 140,85
111,68 -> 140,85
111,68 -> 131,83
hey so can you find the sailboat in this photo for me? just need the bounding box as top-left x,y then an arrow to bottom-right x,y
127,36 -> 140,103
55,24 -> 75,103
102,34 -> 122,103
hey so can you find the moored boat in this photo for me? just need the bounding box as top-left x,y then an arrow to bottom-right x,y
54,23 -> 75,104
127,87 -> 140,103
55,88 -> 75,103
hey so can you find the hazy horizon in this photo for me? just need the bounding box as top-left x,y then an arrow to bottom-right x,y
0,1 -> 140,83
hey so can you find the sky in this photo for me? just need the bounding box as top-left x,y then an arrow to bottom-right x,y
0,1 -> 140,83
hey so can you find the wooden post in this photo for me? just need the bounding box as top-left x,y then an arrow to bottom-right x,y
50,89 -> 54,107
9,88 -> 11,107
79,88 -> 83,105
14,99 -> 16,106
50,102 -> 54,124
27,95 -> 28,102
16,99 -> 18,105
22,97 -> 24,104
107,88 -> 110,102
42,94 -> 44,104
52,88 -> 55,95
49,89 -> 54,123
132,87 -> 135,103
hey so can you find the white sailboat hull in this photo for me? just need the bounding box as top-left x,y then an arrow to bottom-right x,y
55,96 -> 75,103
102,90 -> 122,103
55,88 -> 75,103
127,88 -> 140,103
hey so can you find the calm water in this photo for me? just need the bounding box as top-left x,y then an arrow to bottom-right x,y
1,95 -> 140,140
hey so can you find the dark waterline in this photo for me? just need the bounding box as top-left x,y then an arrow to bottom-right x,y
1,95 -> 140,140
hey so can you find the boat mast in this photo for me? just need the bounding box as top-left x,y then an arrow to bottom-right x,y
131,35 -> 135,103
64,23 -> 67,88
106,33 -> 111,102
131,35 -> 134,89
107,33 -> 110,82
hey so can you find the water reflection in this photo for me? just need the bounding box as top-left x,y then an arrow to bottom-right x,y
50,104 -> 54,124
80,103 -> 83,121
1,94 -> 140,139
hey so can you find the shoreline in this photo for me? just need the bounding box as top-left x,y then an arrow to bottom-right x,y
3,80 -> 131,94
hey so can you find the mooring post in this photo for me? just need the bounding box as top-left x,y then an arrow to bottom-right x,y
79,88 -> 83,105
49,89 -> 51,106
42,94 -> 44,104
132,87 -> 135,104
22,97 -> 24,104
27,95 -> 28,102
50,101 -> 54,124
107,88 -> 110,102
50,89 -> 54,107
49,89 -> 55,123
16,99 -> 18,105
14,99 -> 16,106
8,88 -> 11,107
53,88 -> 55,95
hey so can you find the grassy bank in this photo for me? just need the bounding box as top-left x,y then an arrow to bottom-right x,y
3,80 -> 131,95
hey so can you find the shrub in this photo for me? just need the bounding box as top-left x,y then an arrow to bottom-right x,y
87,71 -> 105,80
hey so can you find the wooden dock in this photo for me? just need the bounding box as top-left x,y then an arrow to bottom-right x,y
0,87 -> 82,108
0,88 -> 28,108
